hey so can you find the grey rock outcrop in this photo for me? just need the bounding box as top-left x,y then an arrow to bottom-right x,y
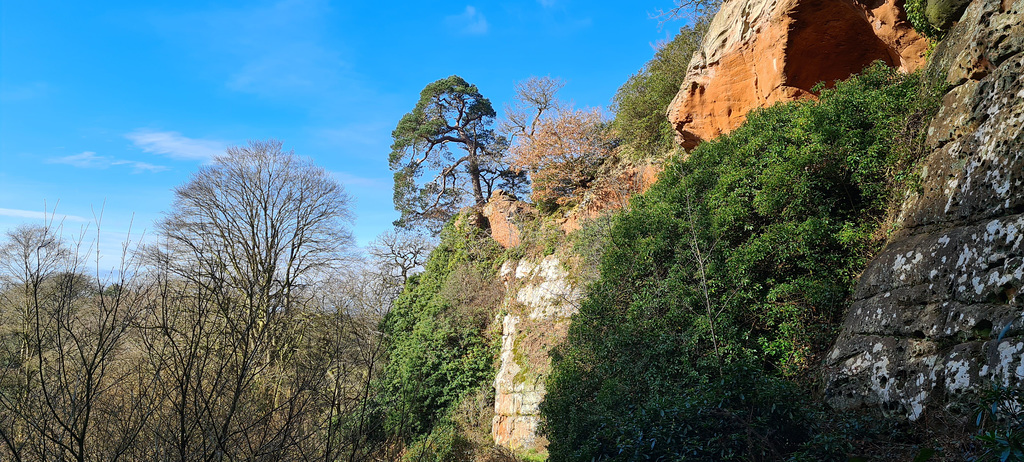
492,256 -> 581,451
824,0 -> 1024,420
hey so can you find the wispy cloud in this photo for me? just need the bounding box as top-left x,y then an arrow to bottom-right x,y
126,130 -> 226,162
150,0 -> 373,102
0,208 -> 89,223
111,160 -> 168,173
446,6 -> 489,35
49,152 -> 109,169
537,0 -> 558,7
315,123 -> 392,148
49,151 -> 168,173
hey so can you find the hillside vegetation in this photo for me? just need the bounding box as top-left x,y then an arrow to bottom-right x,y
8,2 -> 1021,460
380,60 -> 954,462
378,220 -> 506,459
543,62 -> 941,461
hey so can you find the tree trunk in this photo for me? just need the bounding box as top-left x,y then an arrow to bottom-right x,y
467,147 -> 485,205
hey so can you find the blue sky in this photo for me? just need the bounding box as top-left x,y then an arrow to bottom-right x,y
1,0 -> 688,263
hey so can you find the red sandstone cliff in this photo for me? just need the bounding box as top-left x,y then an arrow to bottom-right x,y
488,0 -> 946,452
667,0 -> 929,150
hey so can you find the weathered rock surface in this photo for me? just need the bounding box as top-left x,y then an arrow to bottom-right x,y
667,0 -> 929,149
492,256 -> 580,452
483,190 -> 535,249
824,0 -> 1024,420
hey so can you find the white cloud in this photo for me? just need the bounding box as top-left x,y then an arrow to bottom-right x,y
446,6 -> 489,35
111,160 -> 169,173
50,151 -> 108,169
49,151 -> 169,173
0,208 -> 88,223
126,130 -> 226,161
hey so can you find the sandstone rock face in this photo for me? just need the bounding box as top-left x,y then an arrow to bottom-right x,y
824,0 -> 1024,420
492,256 -> 581,452
667,0 -> 929,149
483,190 -> 535,249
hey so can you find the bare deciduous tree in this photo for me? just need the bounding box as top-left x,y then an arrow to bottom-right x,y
501,76 -> 565,144
0,220 -> 153,462
503,78 -> 612,206
140,139 -> 358,460
511,108 -> 611,206
0,144 -> 417,462
367,230 -> 434,286
154,139 -> 353,318
651,0 -> 722,25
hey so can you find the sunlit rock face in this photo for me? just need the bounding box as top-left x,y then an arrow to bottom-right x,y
824,0 -> 1024,420
492,256 -> 581,451
482,190 -> 534,249
667,0 -> 928,150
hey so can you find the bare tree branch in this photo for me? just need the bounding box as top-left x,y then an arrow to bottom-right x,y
650,0 -> 723,27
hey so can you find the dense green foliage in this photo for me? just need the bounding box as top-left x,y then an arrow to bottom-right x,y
379,217 -> 504,441
975,385 -> 1024,461
543,62 -> 940,461
611,17 -> 710,157
906,0 -> 942,38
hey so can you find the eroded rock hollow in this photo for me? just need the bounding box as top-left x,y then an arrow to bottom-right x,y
666,0 -> 928,149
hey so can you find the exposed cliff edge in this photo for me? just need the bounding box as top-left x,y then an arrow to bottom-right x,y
485,0 -> 935,453
485,156 -> 659,453
481,157 -> 662,249
492,256 -> 580,452
666,0 -> 928,149
480,0 -> 1023,456
824,0 -> 1024,420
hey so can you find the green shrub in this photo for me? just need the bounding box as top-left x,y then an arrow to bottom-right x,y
553,364 -> 822,461
611,16 -> 711,158
906,0 -> 942,38
402,421 -> 467,462
570,212 -> 616,284
379,217 -> 503,439
974,385 -> 1024,461
542,62 -> 940,461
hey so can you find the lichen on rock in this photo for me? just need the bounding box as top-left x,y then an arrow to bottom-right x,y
824,0 -> 1024,420
492,255 -> 580,452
